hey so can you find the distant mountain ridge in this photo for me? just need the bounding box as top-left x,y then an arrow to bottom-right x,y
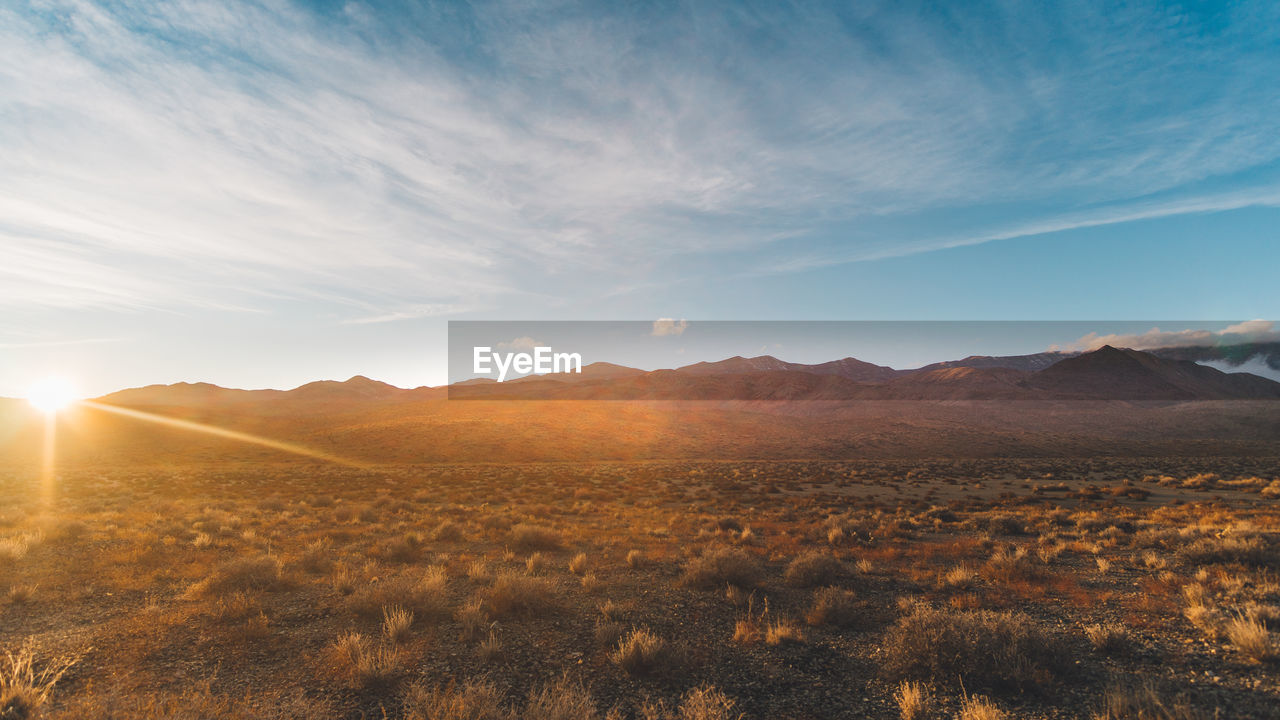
450,345 -> 1280,401
676,355 -> 900,382
913,351 -> 1072,374
83,343 -> 1280,407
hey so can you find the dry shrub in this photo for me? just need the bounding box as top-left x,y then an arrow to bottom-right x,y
580,573 -> 604,594
598,599 -> 625,621
1,641 -> 79,719
1085,624 -> 1132,655
403,676 -> 603,720
680,546 -> 762,590
940,565 -> 977,589
190,555 -> 286,597
724,584 -> 751,608
1178,535 -> 1276,569
6,585 -> 36,605
827,527 -> 846,546
330,564 -> 357,596
595,619 -> 626,648
402,679 -> 509,720
732,607 -> 763,645
881,605 -> 1068,693
1181,583 -> 1225,640
299,538 -> 333,574
715,517 -> 742,532
783,551 -> 845,588
383,533 -> 425,563
456,600 -> 490,642
347,567 -> 449,619
612,628 -> 672,676
626,549 -> 647,569
894,680 -> 930,720
985,514 -> 1026,536
524,675 -> 599,720
525,552 -> 549,575
568,553 -> 589,575
639,685 -> 736,720
765,617 -> 805,645
805,587 -> 861,628
478,631 -> 503,662
1095,680 -> 1203,720
957,695 -> 1004,720
466,560 -> 491,584
324,632 -> 403,688
432,521 -> 465,542
1183,604 -> 1225,641
480,570 -> 554,618
1225,614 -> 1278,663
1181,473 -> 1217,490
383,605 -> 414,644
211,592 -> 261,624
510,524 -> 562,551
980,546 -> 1043,583
0,532 -> 43,563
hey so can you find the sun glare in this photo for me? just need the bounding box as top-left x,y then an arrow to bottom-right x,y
26,376 -> 78,414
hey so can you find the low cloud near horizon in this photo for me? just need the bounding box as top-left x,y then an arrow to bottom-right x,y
1053,320 -> 1280,353
651,319 -> 689,337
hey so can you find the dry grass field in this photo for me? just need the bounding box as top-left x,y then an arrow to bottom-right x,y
2,457 -> 1279,719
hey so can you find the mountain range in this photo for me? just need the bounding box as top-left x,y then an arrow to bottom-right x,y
448,345 -> 1280,401
3,343 -> 1278,466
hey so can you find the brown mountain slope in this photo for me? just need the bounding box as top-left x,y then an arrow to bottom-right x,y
1027,345 -> 1280,400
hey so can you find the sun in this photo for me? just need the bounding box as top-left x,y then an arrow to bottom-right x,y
26,376 -> 78,414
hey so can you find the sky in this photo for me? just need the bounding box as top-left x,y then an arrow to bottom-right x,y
2,0 -> 1279,396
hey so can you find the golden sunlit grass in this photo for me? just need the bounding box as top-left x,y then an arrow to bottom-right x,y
894,680 -> 930,720
0,641 -> 80,718
0,457 -> 1277,718
612,628 -> 672,676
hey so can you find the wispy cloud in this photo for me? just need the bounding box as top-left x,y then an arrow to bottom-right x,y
763,186 -> 1280,274
340,303 -> 471,325
0,336 -> 122,349
3,0 -> 1280,317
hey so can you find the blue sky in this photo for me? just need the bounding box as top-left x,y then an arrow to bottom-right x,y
2,0 -> 1279,395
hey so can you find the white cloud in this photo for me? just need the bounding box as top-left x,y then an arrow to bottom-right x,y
1052,321 -> 1280,352
497,336 -> 540,351
1198,356 -> 1280,383
651,319 -> 688,337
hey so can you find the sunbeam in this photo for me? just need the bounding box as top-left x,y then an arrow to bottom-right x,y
80,400 -> 366,467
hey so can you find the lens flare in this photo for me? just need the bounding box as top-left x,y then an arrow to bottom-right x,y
26,377 -> 78,414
